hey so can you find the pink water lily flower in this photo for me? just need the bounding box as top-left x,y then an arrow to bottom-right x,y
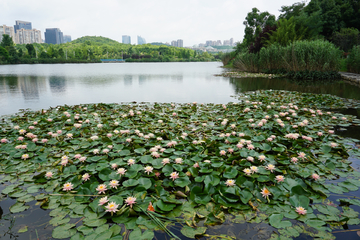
45,171 -> 53,179
127,159 -> 135,165
261,187 -> 271,198
82,173 -> 90,181
311,173 -> 320,181
125,196 -> 137,208
225,179 -> 235,187
162,158 -> 170,165
295,206 -> 307,215
63,182 -> 74,191
105,201 -> 119,213
109,180 -> 119,189
144,166 -> 153,175
98,196 -> 109,206
170,172 -> 179,181
117,168 -> 127,176
96,184 -> 107,194
275,175 -> 285,183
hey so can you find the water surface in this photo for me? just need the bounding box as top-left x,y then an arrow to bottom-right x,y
1,63 -> 360,117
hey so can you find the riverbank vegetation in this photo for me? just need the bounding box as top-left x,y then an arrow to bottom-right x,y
223,0 -> 360,79
1,90 -> 360,239
0,36 -> 216,65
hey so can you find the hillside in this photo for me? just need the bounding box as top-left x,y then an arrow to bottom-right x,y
71,36 -> 121,45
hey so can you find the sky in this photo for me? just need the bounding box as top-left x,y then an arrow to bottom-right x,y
1,0 -> 304,46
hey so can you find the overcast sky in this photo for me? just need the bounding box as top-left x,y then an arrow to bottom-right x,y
1,0 -> 303,46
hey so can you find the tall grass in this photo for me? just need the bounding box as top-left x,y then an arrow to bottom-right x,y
233,53 -> 260,72
347,45 -> 360,74
233,40 -> 342,79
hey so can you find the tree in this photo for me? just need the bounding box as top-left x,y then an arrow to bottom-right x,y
265,17 -> 307,47
332,28 -> 360,52
58,48 -> 65,58
0,46 -> 10,63
243,8 -> 276,46
26,44 -> 36,58
249,25 -> 277,53
279,2 -> 306,20
303,0 -> 360,40
0,34 -> 14,48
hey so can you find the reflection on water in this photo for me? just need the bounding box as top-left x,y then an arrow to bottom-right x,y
0,63 -> 235,116
49,76 -> 66,93
1,63 -> 360,117
230,77 -> 360,100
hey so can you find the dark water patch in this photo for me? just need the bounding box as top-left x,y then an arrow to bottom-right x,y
335,125 -> 360,140
230,77 -> 360,100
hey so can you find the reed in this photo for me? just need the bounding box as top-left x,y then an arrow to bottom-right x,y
233,53 -> 260,72
232,40 -> 342,79
221,52 -> 233,66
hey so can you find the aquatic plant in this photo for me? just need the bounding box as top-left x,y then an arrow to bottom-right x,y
0,90 -> 360,239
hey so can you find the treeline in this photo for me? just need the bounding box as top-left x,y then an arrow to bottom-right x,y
0,35 -> 217,65
223,0 -> 360,78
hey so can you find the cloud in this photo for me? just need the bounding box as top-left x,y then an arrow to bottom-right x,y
1,0 -> 301,46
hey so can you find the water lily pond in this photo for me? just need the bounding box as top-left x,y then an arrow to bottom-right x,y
1,90 -> 360,240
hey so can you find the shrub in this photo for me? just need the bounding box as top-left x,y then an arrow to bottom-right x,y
347,45 -> 360,74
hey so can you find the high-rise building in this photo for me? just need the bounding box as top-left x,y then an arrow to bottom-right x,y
171,40 -> 177,47
63,35 -> 72,43
205,40 -> 212,46
15,28 -> 42,44
230,38 -> 234,46
45,28 -> 63,44
0,25 -> 16,43
137,36 -> 146,45
177,39 -> 183,48
122,35 -> 131,44
223,40 -> 230,46
14,20 -> 32,33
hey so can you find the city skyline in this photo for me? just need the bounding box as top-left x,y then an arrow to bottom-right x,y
0,0 -> 302,46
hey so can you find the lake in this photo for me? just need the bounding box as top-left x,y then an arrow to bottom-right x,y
1,62 -> 360,117
1,62 -> 360,240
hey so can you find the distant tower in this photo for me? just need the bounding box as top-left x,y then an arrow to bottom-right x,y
122,35 -> 131,44
171,40 -> 177,47
137,36 -> 146,45
177,39 -> 183,47
63,35 -> 72,43
45,28 -> 63,44
230,38 -> 234,46
14,20 -> 32,33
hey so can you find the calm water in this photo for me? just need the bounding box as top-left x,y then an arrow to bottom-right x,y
1,62 -> 360,116
0,62 -> 235,116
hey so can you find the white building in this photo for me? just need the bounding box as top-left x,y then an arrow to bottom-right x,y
0,25 -> 16,43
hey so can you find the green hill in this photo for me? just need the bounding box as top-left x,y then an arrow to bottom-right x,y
71,36 -> 121,45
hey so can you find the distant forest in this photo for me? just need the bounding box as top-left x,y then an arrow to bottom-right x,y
0,36 -> 220,64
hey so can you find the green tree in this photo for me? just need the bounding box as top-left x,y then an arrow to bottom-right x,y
0,46 -> 10,63
243,8 -> 276,46
279,2 -> 306,20
58,48 -> 65,58
266,17 -> 307,46
332,28 -> 360,52
26,44 -> 36,58
0,34 -> 14,48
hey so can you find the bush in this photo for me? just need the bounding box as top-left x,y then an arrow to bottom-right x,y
347,45 -> 360,74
